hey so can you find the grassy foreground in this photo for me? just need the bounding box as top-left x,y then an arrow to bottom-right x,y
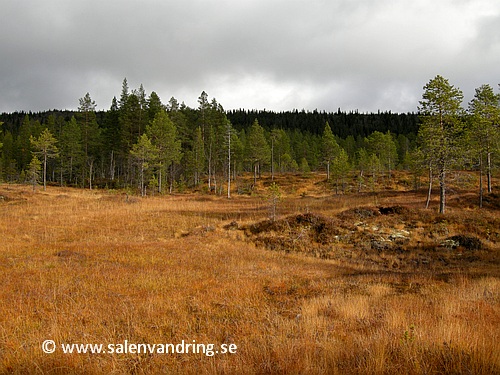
0,174 -> 499,374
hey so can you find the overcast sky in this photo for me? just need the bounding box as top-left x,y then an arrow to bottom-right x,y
1,0 -> 499,113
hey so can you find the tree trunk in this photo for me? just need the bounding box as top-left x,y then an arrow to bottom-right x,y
227,147 -> 231,199
479,155 -> 483,208
169,162 -> 174,194
425,166 -> 432,209
487,151 -> 492,193
110,151 -> 115,181
43,153 -> 47,191
89,160 -> 93,190
271,138 -> 274,182
438,168 -> 446,214
158,162 -> 163,194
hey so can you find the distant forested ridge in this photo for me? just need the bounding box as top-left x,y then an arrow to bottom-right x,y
226,108 -> 419,138
1,77 -> 498,210
0,107 -> 418,138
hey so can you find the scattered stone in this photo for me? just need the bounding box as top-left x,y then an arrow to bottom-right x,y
443,235 -> 483,250
440,239 -> 460,249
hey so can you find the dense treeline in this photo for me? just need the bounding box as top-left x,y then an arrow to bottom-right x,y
227,108 -> 419,138
0,76 -> 499,211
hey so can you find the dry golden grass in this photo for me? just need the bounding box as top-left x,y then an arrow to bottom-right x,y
0,174 -> 499,374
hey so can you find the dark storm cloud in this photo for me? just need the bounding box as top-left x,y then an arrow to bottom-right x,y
1,0 -> 499,113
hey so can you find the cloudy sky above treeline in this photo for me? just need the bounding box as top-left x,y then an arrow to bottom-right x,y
1,0 -> 499,113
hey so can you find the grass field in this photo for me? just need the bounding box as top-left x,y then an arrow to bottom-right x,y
0,172 -> 499,374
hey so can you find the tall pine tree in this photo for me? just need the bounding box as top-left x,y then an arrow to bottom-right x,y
418,75 -> 464,214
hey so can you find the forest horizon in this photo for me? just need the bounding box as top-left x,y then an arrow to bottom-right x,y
0,76 -> 499,213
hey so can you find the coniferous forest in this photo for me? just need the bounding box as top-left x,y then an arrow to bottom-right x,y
1,76 -> 499,212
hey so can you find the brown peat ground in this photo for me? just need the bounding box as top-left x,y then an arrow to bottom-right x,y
0,172 -> 499,374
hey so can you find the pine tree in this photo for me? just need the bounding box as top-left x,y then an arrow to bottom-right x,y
146,110 -> 182,193
267,182 -> 282,222
247,119 -> 271,185
468,84 -> 500,205
102,97 -> 121,182
356,148 -> 370,193
221,119 -> 236,198
270,129 -> 280,181
1,130 -> 16,182
418,75 -> 464,214
331,148 -> 350,194
78,93 -> 101,189
27,155 -> 42,191
59,117 -> 83,185
15,115 -> 35,171
189,126 -> 205,187
147,91 -> 164,123
130,134 -> 158,196
322,121 -> 340,181
30,128 -> 59,191
365,131 -> 398,179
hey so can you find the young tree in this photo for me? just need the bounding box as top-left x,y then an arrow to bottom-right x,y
322,121 -> 340,181
30,129 -> 59,191
331,148 -> 351,194
365,131 -> 398,179
146,110 -> 182,193
468,84 -> 500,206
130,134 -> 158,197
270,129 -> 280,181
27,155 -> 42,191
418,75 -> 464,214
78,93 -> 101,189
267,182 -> 282,222
368,153 -> 380,192
223,119 -> 235,198
247,119 -> 271,185
404,147 -> 426,192
355,148 -> 370,193
274,129 -> 292,173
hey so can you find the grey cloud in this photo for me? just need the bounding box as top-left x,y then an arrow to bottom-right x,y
1,0 -> 499,113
